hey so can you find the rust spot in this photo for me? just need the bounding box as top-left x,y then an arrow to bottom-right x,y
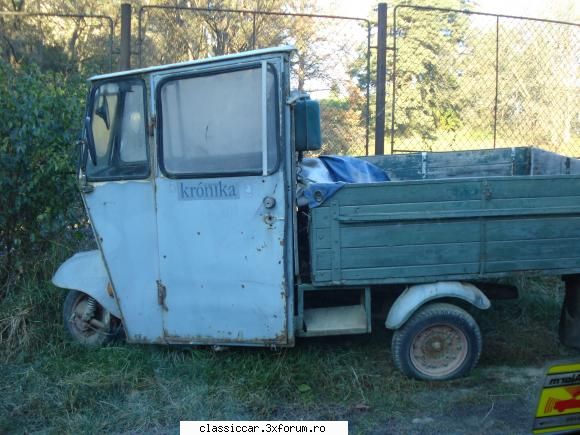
106,282 -> 114,298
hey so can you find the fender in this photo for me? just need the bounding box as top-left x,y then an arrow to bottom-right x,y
52,250 -> 121,318
385,281 -> 491,329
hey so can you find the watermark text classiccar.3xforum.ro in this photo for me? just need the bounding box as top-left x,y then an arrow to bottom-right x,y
180,421 -> 348,434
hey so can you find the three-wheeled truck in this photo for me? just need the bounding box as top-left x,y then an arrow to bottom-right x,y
53,46 -> 580,381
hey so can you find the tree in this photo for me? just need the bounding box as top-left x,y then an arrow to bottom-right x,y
349,0 -> 474,152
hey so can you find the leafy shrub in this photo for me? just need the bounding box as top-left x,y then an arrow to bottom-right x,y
0,61 -> 87,291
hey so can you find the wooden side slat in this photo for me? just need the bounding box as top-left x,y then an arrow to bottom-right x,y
487,217 -> 580,241
340,200 -> 482,216
340,262 -> 480,280
425,163 -> 514,179
335,180 -> 482,206
487,196 -> 580,210
486,257 -> 580,273
341,243 -> 480,269
339,222 -> 480,249
486,238 -> 580,262
488,177 -> 580,199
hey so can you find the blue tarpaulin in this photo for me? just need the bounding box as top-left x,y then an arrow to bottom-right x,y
297,156 -> 390,208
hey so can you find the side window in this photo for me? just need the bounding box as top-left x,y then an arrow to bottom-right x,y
90,84 -> 118,168
86,80 -> 149,180
159,65 -> 279,177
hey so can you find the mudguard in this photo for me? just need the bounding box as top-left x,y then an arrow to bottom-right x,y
386,281 -> 491,329
52,250 -> 121,318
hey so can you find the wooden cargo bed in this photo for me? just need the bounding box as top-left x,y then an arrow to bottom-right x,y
309,147 -> 580,285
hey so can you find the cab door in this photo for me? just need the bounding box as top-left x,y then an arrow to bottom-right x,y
82,78 -> 164,342
154,59 -> 289,345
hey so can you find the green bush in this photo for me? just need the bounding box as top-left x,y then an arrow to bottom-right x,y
0,61 -> 86,291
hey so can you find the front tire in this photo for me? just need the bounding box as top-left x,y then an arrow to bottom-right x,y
391,303 -> 482,381
63,290 -> 119,346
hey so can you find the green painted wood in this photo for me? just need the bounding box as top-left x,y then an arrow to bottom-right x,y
340,200 -> 482,215
426,163 -> 514,179
514,148 -> 531,175
311,207 -> 331,229
339,221 -> 480,249
330,201 -> 342,283
335,180 -> 482,206
340,262 -> 481,280
486,238 -> 580,262
314,250 -> 332,269
486,257 -> 580,273
341,243 -> 480,269
487,217 -> 580,241
364,147 -> 530,180
309,152 -> 580,285
487,176 -> 580,199
315,221 -> 480,250
487,196 -> 580,210
337,207 -> 580,223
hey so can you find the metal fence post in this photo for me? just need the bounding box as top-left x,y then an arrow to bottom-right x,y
375,3 -> 388,155
120,3 -> 132,71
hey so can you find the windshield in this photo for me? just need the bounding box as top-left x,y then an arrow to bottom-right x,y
86,79 -> 149,180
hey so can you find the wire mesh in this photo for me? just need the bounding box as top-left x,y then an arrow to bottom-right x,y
0,12 -> 114,75
389,6 -> 580,156
138,6 -> 371,156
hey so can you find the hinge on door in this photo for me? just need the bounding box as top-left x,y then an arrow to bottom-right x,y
157,280 -> 168,311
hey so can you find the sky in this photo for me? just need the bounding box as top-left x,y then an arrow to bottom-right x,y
318,0 -> 578,22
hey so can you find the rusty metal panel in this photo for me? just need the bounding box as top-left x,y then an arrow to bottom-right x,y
84,180 -> 164,342
152,55 -> 289,345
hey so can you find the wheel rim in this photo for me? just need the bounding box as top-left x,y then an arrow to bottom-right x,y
409,322 -> 468,378
68,293 -> 111,343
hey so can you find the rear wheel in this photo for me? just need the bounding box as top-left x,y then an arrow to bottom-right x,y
63,290 -> 120,346
391,303 -> 482,381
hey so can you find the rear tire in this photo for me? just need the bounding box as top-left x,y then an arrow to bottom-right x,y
391,303 -> 482,381
63,290 -> 120,346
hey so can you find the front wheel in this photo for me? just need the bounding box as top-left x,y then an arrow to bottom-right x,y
391,303 -> 482,381
63,290 -> 120,346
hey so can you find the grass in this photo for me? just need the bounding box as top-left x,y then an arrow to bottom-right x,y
0,246 -> 576,434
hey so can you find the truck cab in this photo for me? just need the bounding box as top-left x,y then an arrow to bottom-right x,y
59,46 -> 305,347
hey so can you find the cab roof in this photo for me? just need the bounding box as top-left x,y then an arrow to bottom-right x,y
90,45 -> 296,82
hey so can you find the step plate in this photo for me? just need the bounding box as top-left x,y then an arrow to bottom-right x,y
301,305 -> 369,337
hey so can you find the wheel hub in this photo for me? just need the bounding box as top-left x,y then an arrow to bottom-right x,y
410,323 -> 468,378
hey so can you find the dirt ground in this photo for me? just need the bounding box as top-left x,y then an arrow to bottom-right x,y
113,364 -> 558,435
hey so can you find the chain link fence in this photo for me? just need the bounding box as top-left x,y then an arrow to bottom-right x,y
1,5 -> 578,157
388,5 -> 580,156
0,11 -> 114,75
137,6 -> 372,156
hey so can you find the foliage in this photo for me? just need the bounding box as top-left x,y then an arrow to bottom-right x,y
0,61 -> 86,290
0,0 -> 114,75
319,84 -> 368,155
